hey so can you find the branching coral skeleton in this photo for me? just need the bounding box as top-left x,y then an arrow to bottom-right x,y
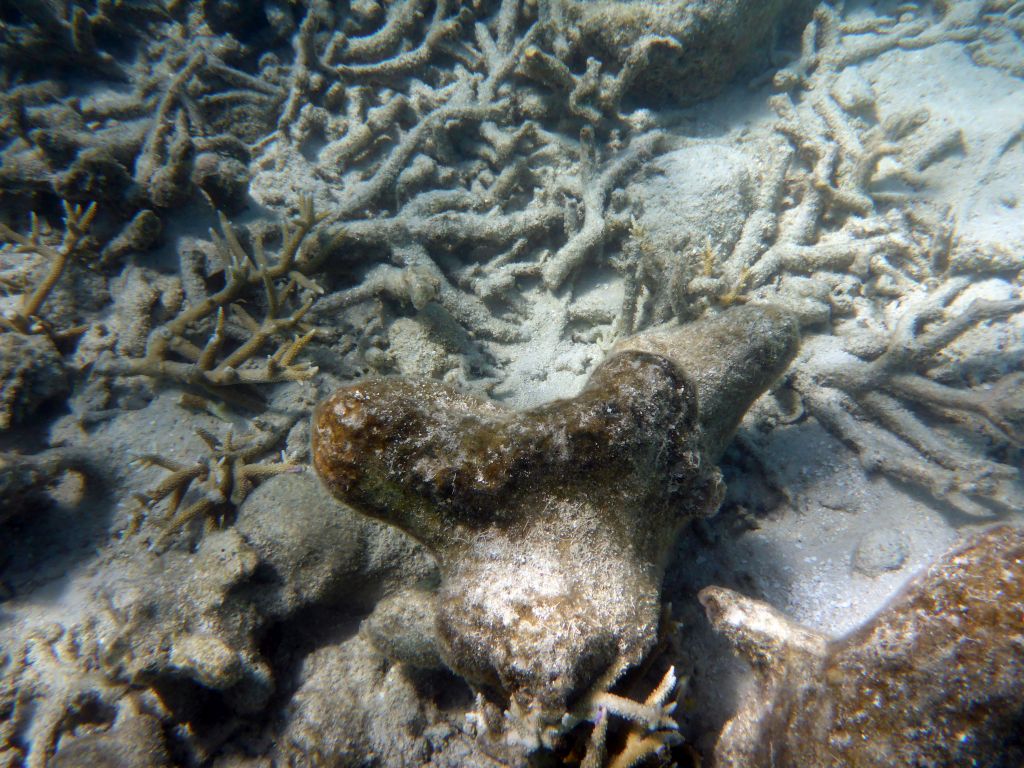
792,277 -> 1024,518
3,622 -> 127,768
132,422 -> 302,546
98,197 -> 331,393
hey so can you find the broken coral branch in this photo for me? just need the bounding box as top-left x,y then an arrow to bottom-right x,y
0,201 -> 97,336
793,278 -> 1024,518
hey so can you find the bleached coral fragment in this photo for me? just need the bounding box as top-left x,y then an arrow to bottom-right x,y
792,278 -> 1024,517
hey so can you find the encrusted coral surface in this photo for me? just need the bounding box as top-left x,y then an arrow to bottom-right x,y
313,305 -> 797,724
702,525 -> 1024,768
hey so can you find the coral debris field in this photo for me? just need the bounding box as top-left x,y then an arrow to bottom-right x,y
0,0 -> 1022,766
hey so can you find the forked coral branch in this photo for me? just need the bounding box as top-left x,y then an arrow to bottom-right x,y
0,200 -> 97,336
794,278 -> 1024,518
98,196 -> 333,392
572,665 -> 682,768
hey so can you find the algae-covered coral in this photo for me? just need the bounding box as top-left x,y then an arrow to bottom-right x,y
313,305 -> 795,738
701,525 -> 1024,768
0,1 -> 1022,767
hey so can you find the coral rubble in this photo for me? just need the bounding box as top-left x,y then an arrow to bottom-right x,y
701,525 -> 1024,768
313,304 -> 798,738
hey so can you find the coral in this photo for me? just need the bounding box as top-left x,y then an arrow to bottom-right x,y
701,525 -> 1024,768
569,665 -> 682,768
0,200 -> 96,337
97,198 -> 330,395
0,1 -> 286,240
1,622 -> 132,768
790,277 -> 1024,518
132,421 -> 303,545
313,304 -> 798,740
540,0 -> 817,107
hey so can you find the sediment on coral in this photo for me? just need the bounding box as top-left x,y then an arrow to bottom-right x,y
312,303 -> 798,753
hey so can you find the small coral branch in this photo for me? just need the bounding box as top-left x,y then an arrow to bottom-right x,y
570,665 -> 682,768
133,422 -> 303,545
99,197 -> 330,391
0,201 -> 97,335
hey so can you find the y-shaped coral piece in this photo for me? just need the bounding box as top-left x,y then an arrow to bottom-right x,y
701,525 -> 1024,768
99,197 -> 331,392
0,200 -> 96,336
313,304 -> 798,726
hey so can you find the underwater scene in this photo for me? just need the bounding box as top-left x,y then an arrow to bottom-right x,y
0,0 -> 1022,766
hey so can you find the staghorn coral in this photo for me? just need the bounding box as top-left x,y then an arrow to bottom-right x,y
701,525 -> 1024,768
1,622 -> 133,768
0,200 -> 96,337
567,665 -> 682,768
97,197 -> 329,395
132,420 -> 303,546
0,0 -> 288,236
790,277 -> 1024,519
313,304 -> 798,749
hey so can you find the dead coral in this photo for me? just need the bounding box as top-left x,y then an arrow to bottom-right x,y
98,198 -> 329,393
313,305 -> 797,750
791,277 -> 1024,518
0,200 -> 96,337
701,525 -> 1024,768
0,333 -> 68,432
2,622 -> 128,768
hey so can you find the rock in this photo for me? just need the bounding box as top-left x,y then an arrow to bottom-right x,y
276,635 -> 431,766
362,587 -> 446,671
701,526 -> 1024,768
234,472 -> 435,618
628,144 -> 755,257
0,332 -> 68,430
313,304 -> 798,724
852,527 -> 909,576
